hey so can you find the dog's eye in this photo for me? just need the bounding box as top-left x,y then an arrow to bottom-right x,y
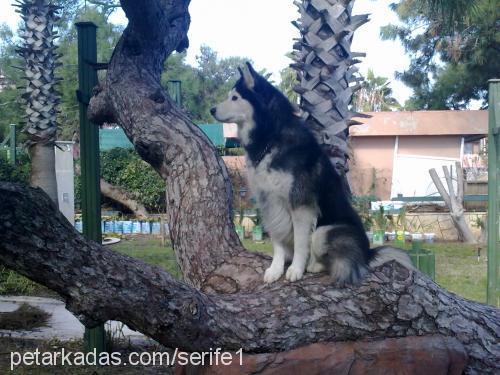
231,96 -> 238,101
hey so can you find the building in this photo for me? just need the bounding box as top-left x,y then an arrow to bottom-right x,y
349,110 -> 488,200
99,123 -> 239,151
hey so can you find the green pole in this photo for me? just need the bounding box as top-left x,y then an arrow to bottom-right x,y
76,21 -> 106,353
168,80 -> 182,107
9,124 -> 16,165
487,79 -> 500,307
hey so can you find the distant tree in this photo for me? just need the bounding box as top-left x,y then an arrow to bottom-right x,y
162,45 -> 251,123
279,54 -> 299,105
56,6 -> 123,140
352,69 -> 401,112
382,0 -> 499,109
0,24 -> 23,140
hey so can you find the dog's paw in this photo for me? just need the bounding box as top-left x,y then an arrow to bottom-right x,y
264,266 -> 284,283
285,265 -> 304,282
307,261 -> 325,273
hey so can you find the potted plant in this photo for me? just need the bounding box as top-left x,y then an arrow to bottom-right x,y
395,205 -> 407,247
251,208 -> 263,242
234,187 -> 247,241
372,206 -> 387,246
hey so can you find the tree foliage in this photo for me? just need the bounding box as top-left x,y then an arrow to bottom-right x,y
99,148 -> 166,213
352,69 -> 401,112
161,45 -> 251,123
382,0 -> 499,109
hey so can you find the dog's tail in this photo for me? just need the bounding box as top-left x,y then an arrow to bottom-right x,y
311,225 -> 414,285
369,246 -> 415,271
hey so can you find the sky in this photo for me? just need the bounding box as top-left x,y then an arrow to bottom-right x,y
0,0 -> 413,104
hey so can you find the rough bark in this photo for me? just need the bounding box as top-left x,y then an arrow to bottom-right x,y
0,1 -> 498,374
74,163 -> 149,217
291,0 -> 369,196
0,182 -> 499,374
429,162 -> 476,243
17,0 -> 61,204
175,336 -> 468,375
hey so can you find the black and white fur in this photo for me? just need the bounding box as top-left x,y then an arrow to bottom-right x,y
211,62 -> 413,284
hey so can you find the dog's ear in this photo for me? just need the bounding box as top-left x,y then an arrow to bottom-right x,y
246,61 -> 258,77
239,63 -> 255,89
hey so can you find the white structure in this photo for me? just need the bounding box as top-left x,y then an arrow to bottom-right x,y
55,141 -> 75,225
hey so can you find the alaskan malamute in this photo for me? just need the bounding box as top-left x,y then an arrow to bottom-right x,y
211,62 -> 412,284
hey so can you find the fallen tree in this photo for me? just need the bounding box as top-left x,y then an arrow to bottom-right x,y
75,163 -> 150,217
429,162 -> 477,243
0,0 -> 498,373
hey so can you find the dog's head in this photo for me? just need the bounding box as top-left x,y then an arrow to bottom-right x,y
210,62 -> 261,125
210,62 -> 296,145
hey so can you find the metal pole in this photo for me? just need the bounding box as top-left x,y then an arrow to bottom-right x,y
487,79 -> 500,307
168,80 -> 182,107
9,124 -> 16,165
76,21 -> 106,353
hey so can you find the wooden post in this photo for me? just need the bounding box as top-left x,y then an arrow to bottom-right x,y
487,79 -> 500,307
76,21 -> 106,353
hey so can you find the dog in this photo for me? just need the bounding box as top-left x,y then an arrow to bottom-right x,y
211,62 -> 413,284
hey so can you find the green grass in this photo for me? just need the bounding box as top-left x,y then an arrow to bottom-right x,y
110,237 -> 182,279
1,236 -> 488,303
243,238 -> 486,302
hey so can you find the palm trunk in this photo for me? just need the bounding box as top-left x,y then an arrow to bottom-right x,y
29,142 -> 57,202
16,0 -> 61,203
292,0 -> 369,196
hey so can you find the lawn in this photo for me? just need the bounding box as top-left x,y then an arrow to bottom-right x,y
112,237 -> 488,303
0,236 -> 488,303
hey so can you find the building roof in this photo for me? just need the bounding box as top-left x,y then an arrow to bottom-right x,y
198,124 -> 225,147
99,124 -> 232,151
350,110 -> 487,137
99,128 -> 134,150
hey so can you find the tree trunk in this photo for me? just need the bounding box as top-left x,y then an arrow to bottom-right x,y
429,162 -> 476,243
0,1 -> 498,374
29,143 -> 58,202
74,163 -> 150,217
291,0 -> 369,196
0,181 -> 498,374
17,0 -> 61,204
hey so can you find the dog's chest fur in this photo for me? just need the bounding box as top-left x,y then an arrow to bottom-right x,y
246,152 -> 293,200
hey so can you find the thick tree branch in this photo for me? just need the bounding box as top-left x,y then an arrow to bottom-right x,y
88,0 -> 248,289
429,166 -> 476,243
0,182 -> 498,373
75,163 -> 150,217
2,0 -> 494,373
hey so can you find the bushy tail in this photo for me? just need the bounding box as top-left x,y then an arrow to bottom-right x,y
311,225 -> 414,285
369,246 -> 415,271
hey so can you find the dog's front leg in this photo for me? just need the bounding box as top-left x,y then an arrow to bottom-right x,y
286,207 -> 317,281
264,240 -> 291,283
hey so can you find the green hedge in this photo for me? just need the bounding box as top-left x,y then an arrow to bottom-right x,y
76,148 -> 166,213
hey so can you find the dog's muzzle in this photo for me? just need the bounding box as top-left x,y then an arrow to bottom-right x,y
210,107 -> 216,116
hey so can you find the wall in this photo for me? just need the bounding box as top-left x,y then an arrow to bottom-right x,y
349,136 -> 395,199
397,135 -> 461,158
404,212 -> 486,242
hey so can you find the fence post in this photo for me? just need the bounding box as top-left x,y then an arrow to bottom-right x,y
168,79 -> 182,107
487,79 -> 500,307
9,124 -> 16,165
76,21 -> 106,353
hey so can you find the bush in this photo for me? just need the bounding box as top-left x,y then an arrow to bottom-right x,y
77,148 -> 166,213
0,152 -> 30,184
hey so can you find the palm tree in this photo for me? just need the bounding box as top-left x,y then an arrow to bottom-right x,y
292,0 -> 368,196
352,69 -> 401,112
15,0 -> 61,202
